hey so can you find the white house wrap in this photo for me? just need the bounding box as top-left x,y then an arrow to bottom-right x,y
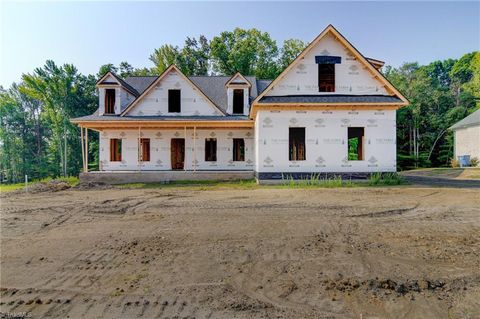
71,25 -> 408,182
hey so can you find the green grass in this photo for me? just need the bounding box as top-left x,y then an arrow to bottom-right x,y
117,179 -> 259,190
0,176 -> 79,193
368,172 -> 405,186
280,173 -> 357,188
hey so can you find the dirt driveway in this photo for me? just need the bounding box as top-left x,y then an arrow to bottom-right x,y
1,186 -> 479,318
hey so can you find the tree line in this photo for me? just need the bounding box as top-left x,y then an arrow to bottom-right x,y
0,28 -> 478,182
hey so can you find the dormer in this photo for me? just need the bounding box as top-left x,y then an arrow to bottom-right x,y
97,72 -> 138,115
225,72 -> 251,115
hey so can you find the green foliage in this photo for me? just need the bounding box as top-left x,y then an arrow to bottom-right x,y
368,173 -> 405,186
348,137 -> 359,161
281,173 -> 355,188
385,52 -> 479,170
210,28 -> 279,78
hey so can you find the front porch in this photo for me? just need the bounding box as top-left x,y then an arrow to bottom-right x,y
80,170 -> 254,184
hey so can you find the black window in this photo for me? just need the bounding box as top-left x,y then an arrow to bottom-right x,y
348,127 -> 365,161
168,89 -> 181,113
233,139 -> 245,161
318,64 -> 335,92
105,89 -> 116,114
205,138 -> 217,162
233,89 -> 244,114
289,128 -> 306,161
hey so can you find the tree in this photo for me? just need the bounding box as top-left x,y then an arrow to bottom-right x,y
149,45 -> 181,75
97,63 -> 118,78
279,39 -> 308,70
210,28 -> 279,78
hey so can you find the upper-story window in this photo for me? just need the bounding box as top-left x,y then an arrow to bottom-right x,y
105,89 -> 116,114
168,89 -> 181,113
318,64 -> 335,92
233,89 -> 244,114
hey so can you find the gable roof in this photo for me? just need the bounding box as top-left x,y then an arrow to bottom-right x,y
97,71 -> 140,97
450,109 -> 480,130
225,72 -> 252,87
252,24 -> 409,109
120,65 -> 226,116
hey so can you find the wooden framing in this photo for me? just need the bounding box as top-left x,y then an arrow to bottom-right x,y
225,72 -> 252,88
72,119 -> 254,131
120,65 -> 226,116
250,24 -> 409,118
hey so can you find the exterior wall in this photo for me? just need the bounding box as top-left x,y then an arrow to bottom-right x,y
254,109 -> 397,175
126,71 -> 222,116
99,128 -> 254,171
264,33 -> 389,96
226,87 -> 249,115
454,125 -> 480,160
98,86 -> 133,115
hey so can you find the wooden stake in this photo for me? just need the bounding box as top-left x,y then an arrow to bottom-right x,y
184,126 -> 187,171
80,127 -> 85,172
193,126 -> 197,172
85,128 -> 89,172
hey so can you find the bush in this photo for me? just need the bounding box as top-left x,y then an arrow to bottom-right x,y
470,157 -> 479,167
450,158 -> 460,168
368,172 -> 405,186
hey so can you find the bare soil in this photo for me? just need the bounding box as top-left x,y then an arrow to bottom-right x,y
1,186 -> 479,318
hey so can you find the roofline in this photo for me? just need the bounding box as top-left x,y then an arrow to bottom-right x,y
225,72 -> 252,88
249,103 -> 405,119
120,64 -> 227,117
96,71 -> 140,97
251,24 -> 409,115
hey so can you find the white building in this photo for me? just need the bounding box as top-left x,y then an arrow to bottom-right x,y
72,25 -> 409,182
450,109 -> 480,165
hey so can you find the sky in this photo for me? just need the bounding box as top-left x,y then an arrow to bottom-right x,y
1,1 -> 479,88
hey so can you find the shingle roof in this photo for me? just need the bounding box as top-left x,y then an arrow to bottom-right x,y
450,109 -> 480,130
124,76 -> 158,95
258,94 -> 404,104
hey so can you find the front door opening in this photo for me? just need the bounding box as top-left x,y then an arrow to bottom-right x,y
348,127 -> 365,161
171,138 -> 185,169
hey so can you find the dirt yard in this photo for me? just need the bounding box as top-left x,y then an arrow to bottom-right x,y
1,185 -> 479,319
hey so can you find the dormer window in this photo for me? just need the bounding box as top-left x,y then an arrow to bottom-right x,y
233,89 -> 244,114
168,89 -> 181,113
105,89 -> 116,114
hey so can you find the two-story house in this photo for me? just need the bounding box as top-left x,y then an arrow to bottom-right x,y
72,25 -> 408,183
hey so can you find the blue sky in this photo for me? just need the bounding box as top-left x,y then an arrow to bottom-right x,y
1,1 -> 479,88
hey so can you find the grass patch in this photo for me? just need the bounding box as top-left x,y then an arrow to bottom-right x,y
280,173 -> 356,188
118,179 -> 259,190
0,176 -> 79,193
368,172 -> 405,186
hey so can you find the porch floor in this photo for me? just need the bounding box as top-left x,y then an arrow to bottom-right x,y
80,170 -> 254,184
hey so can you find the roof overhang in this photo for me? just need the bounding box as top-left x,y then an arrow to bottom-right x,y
71,119 -> 254,131
249,103 -> 406,119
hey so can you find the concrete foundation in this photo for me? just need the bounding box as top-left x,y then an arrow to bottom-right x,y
80,170 -> 255,184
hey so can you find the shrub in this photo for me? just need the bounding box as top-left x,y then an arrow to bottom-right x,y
470,157 -> 479,167
450,158 -> 460,168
